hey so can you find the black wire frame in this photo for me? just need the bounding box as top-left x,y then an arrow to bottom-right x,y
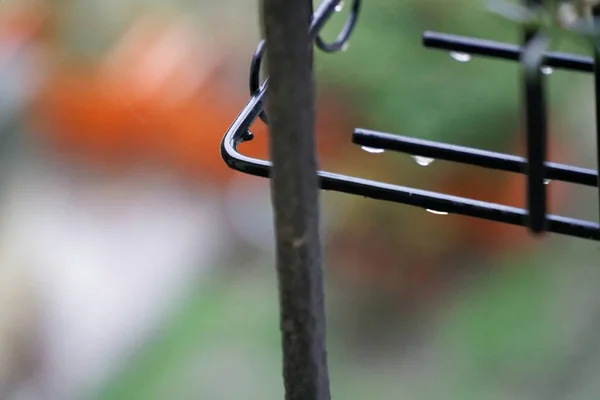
221,2 -> 600,242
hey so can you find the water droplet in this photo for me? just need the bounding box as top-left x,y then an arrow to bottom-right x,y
341,42 -> 350,52
361,146 -> 384,154
335,0 -> 344,12
544,179 -> 551,185
426,209 -> 449,215
449,51 -> 471,63
541,66 -> 553,75
412,155 -> 434,166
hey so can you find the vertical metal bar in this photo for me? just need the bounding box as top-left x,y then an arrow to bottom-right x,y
261,0 -> 331,399
524,46 -> 548,233
523,0 -> 548,234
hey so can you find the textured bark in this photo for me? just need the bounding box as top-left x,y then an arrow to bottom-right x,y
261,0 -> 330,399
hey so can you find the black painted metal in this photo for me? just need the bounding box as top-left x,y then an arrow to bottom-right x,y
222,0 -> 600,252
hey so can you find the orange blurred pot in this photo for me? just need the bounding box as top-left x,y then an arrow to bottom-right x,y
28,14 -> 357,184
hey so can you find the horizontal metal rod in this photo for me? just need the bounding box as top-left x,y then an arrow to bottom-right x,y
422,31 -> 594,73
220,94 -> 600,241
353,128 -> 598,187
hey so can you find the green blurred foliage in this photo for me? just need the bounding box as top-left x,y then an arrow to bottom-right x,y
96,249 -> 586,400
315,0 -> 590,150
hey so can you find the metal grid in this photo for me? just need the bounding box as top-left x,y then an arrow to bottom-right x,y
220,1 -> 600,398
221,0 -> 600,241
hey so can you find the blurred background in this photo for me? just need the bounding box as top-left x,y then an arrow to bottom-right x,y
0,0 -> 599,398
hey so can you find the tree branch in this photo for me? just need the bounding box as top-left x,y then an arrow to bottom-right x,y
260,0 -> 331,399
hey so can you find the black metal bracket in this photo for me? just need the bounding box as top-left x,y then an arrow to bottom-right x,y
221,0 -> 600,242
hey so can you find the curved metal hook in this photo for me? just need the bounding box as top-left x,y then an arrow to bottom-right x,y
248,0 -> 361,124
315,0 -> 362,53
249,41 -> 269,124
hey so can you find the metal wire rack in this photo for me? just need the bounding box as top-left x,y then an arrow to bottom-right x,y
220,1 -> 600,398
221,0 -> 600,241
